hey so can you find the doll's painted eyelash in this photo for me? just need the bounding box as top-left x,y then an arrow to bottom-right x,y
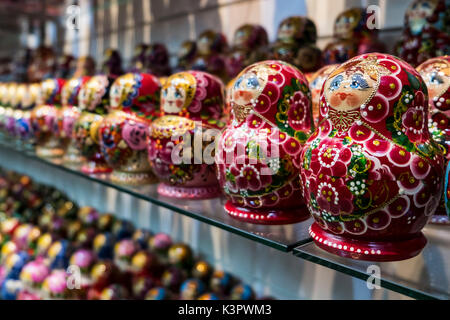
430,72 -> 444,85
350,74 -> 370,89
329,75 -> 343,91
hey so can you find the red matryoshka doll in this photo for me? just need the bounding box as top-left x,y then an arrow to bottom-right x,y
174,40 -> 197,73
148,70 -> 225,199
30,78 -> 66,158
323,7 -> 385,65
300,53 -> 444,261
417,56 -> 450,224
396,0 -> 450,67
271,16 -> 322,73
225,24 -> 269,79
216,60 -> 314,224
98,72 -> 161,185
191,30 -> 229,81
74,50 -> 123,174
309,64 -> 339,125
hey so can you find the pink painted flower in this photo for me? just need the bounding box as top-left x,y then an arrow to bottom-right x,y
364,136 -> 391,156
253,93 -> 272,114
310,139 -> 351,177
282,137 -> 302,156
387,145 -> 411,167
348,123 -> 374,142
378,75 -> 401,100
410,155 -> 430,180
287,91 -> 310,130
401,92 -> 426,142
236,163 -> 272,191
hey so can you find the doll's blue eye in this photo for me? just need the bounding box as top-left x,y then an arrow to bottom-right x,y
246,77 -> 259,89
163,89 -> 168,97
329,75 -> 343,91
174,90 -> 182,98
234,77 -> 243,88
350,74 -> 369,89
422,2 -> 431,8
430,72 -> 443,85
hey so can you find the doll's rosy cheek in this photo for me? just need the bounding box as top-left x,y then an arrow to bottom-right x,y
176,99 -> 183,108
329,93 -> 341,107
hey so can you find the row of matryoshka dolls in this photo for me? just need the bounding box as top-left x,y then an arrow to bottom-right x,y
0,169 -> 261,300
0,52 -> 449,263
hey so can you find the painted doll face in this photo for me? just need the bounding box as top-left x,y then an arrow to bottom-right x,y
78,76 -> 108,111
334,10 -> 360,39
324,61 -> 377,111
418,59 -> 450,104
277,18 -> 302,42
310,65 -> 338,107
110,74 -> 135,109
406,0 -> 438,35
161,73 -> 195,114
231,66 -> 268,106
234,26 -> 252,48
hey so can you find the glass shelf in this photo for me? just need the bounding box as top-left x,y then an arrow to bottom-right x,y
293,225 -> 450,300
0,138 -> 313,252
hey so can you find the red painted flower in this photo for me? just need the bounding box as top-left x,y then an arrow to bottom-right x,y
387,195 -> 410,218
387,145 -> 411,167
235,163 -> 272,192
361,94 -> 389,123
282,137 -> 302,156
410,155 -> 430,180
365,210 -> 391,230
310,139 -> 351,177
364,136 -> 391,156
348,123 -> 373,142
315,176 -> 353,215
287,91 -> 309,130
378,75 -> 401,100
253,93 -> 272,114
401,92 -> 426,142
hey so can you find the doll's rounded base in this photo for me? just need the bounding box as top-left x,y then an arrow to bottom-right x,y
157,183 -> 221,199
36,146 -> 64,158
110,170 -> 158,186
309,223 -> 427,262
224,200 -> 310,225
81,161 -> 112,174
430,214 -> 450,225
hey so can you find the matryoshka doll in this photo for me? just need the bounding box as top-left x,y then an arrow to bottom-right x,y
271,16 -> 322,73
58,56 -> 96,164
225,24 -> 269,79
16,83 -> 40,147
129,43 -> 149,73
30,78 -> 66,158
445,162 -> 450,217
174,40 -> 197,73
309,64 -> 339,125
323,7 -> 385,65
98,72 -> 161,185
216,60 -> 313,224
148,70 -> 225,199
3,83 -> 18,139
145,43 -> 171,77
74,49 -> 123,174
191,30 -> 228,81
417,56 -> 450,224
300,53 -> 444,261
396,0 -> 450,67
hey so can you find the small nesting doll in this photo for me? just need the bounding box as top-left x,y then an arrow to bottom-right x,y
57,56 -> 95,164
145,44 -> 171,77
271,16 -> 322,73
191,30 -> 229,81
74,49 -> 123,174
129,43 -> 149,73
148,70 -> 225,199
174,40 -> 197,73
225,24 -> 269,79
309,64 -> 339,125
323,7 -> 385,65
300,53 -> 444,261
98,72 -> 161,185
15,83 -> 40,146
445,162 -> 450,217
30,78 -> 66,158
3,83 -> 18,138
396,0 -> 450,67
417,56 -> 450,224
216,60 -> 313,224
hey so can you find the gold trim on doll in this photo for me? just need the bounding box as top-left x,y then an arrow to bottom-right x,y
417,57 -> 450,102
161,73 -> 196,114
150,115 -> 195,139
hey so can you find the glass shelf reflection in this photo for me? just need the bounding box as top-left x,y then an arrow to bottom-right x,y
0,139 -> 313,251
293,225 -> 450,300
